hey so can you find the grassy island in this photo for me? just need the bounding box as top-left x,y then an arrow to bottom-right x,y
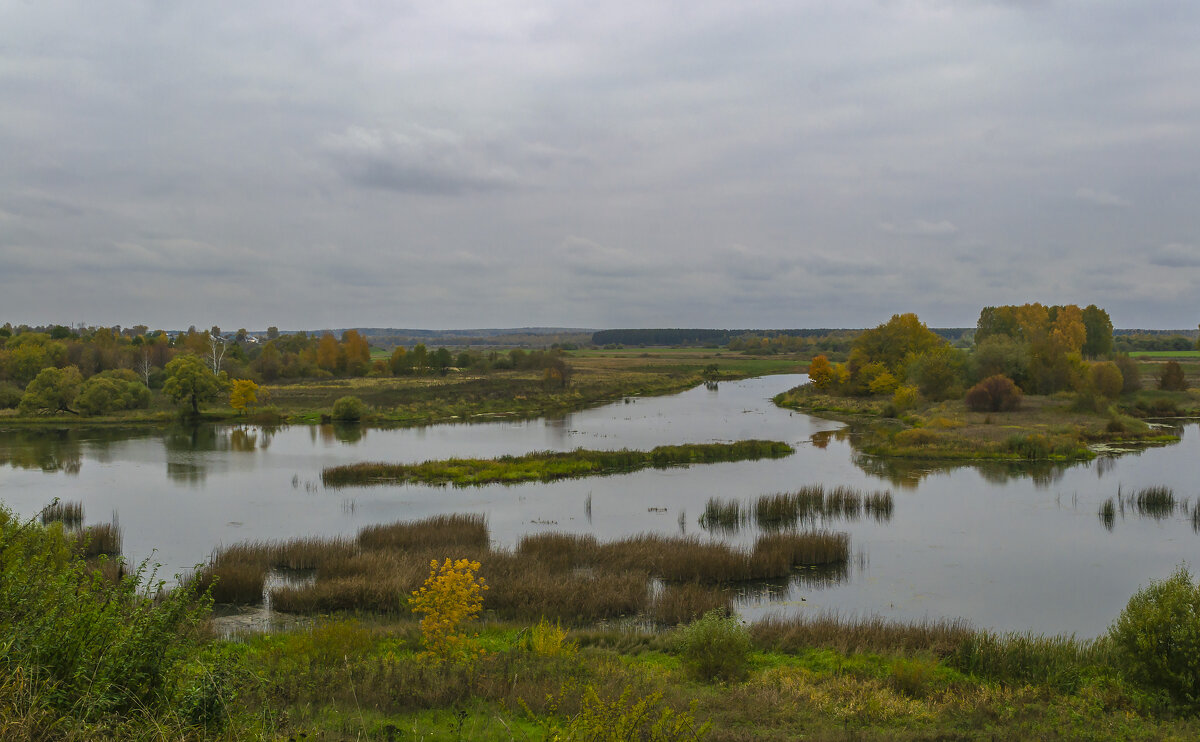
321,440 -> 795,487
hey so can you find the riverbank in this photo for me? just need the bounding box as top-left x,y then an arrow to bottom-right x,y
0,352 -> 803,429
775,386 -> 1186,462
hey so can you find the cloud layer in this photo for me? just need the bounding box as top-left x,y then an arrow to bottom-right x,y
1,1 -> 1198,329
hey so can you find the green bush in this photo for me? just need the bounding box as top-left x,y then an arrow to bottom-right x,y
675,609 -> 752,682
1109,565 -> 1200,709
1159,361 -> 1188,392
331,395 -> 368,422
0,505 -> 211,720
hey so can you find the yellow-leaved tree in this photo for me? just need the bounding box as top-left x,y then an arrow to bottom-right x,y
410,558 -> 488,664
229,379 -> 259,415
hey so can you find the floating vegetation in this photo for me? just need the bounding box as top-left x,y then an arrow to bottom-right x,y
195,514 -> 849,625
40,499 -> 83,529
321,440 -> 795,487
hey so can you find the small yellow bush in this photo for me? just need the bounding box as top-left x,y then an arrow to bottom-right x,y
525,617 -> 576,657
409,557 -> 487,664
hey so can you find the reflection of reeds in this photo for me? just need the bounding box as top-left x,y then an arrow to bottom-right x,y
1099,498 -> 1116,531
1192,502 -> 1200,534
41,500 -> 84,529
201,513 -> 851,625
1132,486 -> 1176,519
753,486 -> 894,529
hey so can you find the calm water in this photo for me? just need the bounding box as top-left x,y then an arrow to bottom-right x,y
1,375 -> 1196,637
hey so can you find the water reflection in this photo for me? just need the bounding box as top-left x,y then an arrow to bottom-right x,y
1097,486 -> 1198,532
852,452 -> 1076,488
0,426 -> 159,475
318,423 -> 366,444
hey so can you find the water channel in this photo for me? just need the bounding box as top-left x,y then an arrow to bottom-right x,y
1,374 -> 1196,637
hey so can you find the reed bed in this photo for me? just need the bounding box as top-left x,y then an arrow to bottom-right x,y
321,440 -> 794,487
40,500 -> 83,529
201,513 -> 850,625
74,522 -> 122,558
650,582 -> 732,625
699,486 -> 894,533
1099,497 -> 1116,531
751,613 -> 975,657
359,513 -> 489,551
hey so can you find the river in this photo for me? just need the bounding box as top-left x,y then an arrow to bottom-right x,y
1,374 -> 1196,637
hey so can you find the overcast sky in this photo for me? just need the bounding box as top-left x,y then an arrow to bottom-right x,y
2,1 -> 1199,330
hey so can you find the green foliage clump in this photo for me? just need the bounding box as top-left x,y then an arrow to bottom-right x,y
75,371 -> 151,415
1109,565 -> 1200,709
675,609 -> 753,682
533,682 -> 709,741
0,505 -> 210,722
0,381 -> 22,409
965,374 -> 1022,412
331,394 -> 368,422
18,365 -> 83,414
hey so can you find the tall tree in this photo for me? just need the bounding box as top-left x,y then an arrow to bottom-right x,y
1082,305 -> 1114,358
163,355 -> 223,416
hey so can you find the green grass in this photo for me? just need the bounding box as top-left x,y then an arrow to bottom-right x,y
321,440 -> 795,487
1127,350 -> 1200,358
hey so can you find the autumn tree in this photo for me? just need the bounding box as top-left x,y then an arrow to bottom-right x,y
229,379 -> 259,414
1090,362 -> 1124,399
807,355 -> 835,390
316,332 -> 340,372
163,355 -> 224,416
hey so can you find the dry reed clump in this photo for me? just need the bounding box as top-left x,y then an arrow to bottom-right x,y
751,613 -> 975,657
359,513 -> 489,551
651,582 -> 732,626
270,575 -> 412,614
516,532 -> 599,570
480,553 -> 649,623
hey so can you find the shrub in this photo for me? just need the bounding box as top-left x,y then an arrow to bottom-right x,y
0,505 -> 210,720
965,374 -> 1022,412
533,683 -> 709,741
331,395 -> 367,422
675,609 -> 752,682
524,616 -> 576,657
1158,361 -> 1188,391
75,375 -> 152,415
891,384 -> 920,412
1114,354 -> 1143,393
1109,565 -> 1200,708
409,557 -> 487,664
1090,361 -> 1124,399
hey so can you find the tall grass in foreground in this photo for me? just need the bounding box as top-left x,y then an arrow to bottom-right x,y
321,440 -> 794,487
0,505 -> 210,729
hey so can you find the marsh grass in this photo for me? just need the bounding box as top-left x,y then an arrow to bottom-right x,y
203,514 -> 850,625
74,521 -> 122,558
321,440 -> 794,487
698,498 -> 741,531
40,500 -> 83,529
1099,498 -> 1116,531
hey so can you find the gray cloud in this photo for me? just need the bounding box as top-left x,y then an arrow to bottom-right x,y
1149,243 -> 1200,268
1074,187 -> 1131,208
878,220 -> 960,238
2,1 -> 1200,329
